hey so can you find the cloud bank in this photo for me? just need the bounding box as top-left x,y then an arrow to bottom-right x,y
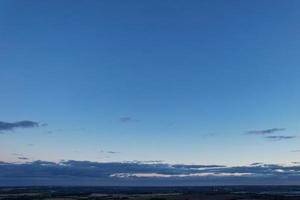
1,160 -> 300,186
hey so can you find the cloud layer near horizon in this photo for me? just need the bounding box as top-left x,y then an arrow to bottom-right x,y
1,160 -> 300,186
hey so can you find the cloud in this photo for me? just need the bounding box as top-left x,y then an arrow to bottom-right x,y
119,117 -> 139,123
172,164 -> 226,169
1,160 -> 300,186
17,157 -> 29,160
291,150 -> 300,153
0,120 -> 40,132
107,151 -> 119,154
247,128 -> 285,135
40,123 -> 48,127
265,135 -> 296,141
100,150 -> 120,154
12,153 -> 29,160
12,153 -> 23,156
250,162 -> 264,166
135,160 -> 165,164
110,172 -> 252,178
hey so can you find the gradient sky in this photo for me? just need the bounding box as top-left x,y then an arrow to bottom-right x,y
1,0 -> 300,166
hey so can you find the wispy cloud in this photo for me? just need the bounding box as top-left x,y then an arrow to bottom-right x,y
0,120 -> 40,132
291,150 -> 300,153
292,162 -> 300,164
12,153 -> 23,156
136,160 -> 165,164
12,153 -> 30,160
247,128 -> 285,135
40,123 -> 48,127
265,135 -> 296,141
119,117 -> 139,123
100,150 -> 120,154
107,151 -> 119,154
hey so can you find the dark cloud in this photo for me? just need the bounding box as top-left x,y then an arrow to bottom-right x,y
0,120 -> 40,132
17,157 -> 29,160
119,117 -> 138,123
12,153 -> 29,160
250,162 -> 264,166
247,128 -> 285,135
265,135 -> 296,141
1,160 -> 300,186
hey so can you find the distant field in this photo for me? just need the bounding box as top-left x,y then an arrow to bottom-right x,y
1,186 -> 300,200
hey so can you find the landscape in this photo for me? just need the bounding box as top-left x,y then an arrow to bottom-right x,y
1,186 -> 300,200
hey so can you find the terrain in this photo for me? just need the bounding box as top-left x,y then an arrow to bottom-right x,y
1,186 -> 300,200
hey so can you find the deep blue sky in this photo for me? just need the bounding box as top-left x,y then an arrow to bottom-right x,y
1,0 -> 300,167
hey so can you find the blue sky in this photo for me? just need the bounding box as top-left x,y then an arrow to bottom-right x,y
1,0 -> 300,172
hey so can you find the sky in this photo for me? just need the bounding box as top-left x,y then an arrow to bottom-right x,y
1,0 -> 300,185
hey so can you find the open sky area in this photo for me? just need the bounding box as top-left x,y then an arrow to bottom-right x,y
1,0 -> 300,185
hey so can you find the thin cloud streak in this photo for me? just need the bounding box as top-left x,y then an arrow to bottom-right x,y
247,128 -> 285,135
265,135 -> 296,141
291,150 -> 300,153
119,117 -> 139,123
17,157 -> 29,160
107,151 -> 119,154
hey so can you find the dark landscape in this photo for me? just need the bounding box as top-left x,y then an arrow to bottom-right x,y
1,186 -> 300,200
